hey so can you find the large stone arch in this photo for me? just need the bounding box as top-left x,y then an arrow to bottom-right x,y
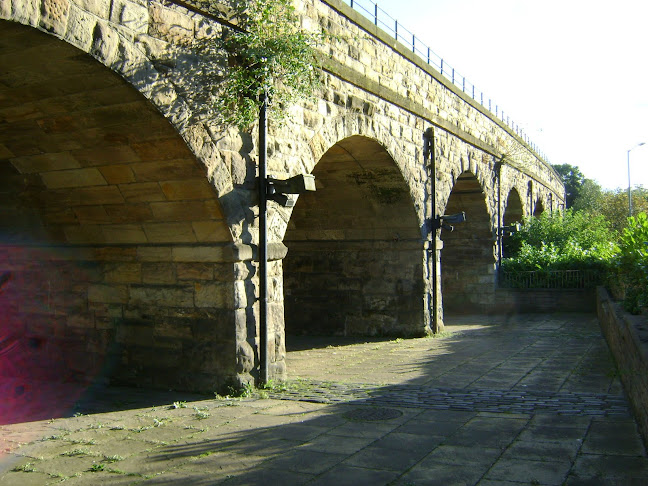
0,19 -> 242,393
440,170 -> 496,313
0,5 -> 246,233
283,134 -> 426,338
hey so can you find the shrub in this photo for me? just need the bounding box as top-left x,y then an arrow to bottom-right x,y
611,212 -> 648,313
501,209 -> 618,274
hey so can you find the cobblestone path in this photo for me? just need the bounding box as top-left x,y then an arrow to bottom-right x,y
270,380 -> 630,417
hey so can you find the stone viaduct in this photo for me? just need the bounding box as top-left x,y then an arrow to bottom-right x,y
0,0 -> 565,391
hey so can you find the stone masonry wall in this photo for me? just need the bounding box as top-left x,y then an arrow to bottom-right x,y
597,287 -> 648,448
0,243 -> 246,392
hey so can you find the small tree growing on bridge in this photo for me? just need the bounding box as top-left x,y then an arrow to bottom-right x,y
205,0 -> 323,129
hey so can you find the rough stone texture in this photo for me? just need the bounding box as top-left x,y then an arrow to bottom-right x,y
597,287 -> 648,449
495,288 -> 597,314
0,243 -> 240,392
1,0 -> 565,390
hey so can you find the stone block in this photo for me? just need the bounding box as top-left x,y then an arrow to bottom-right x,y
76,0 -> 111,18
104,262 -> 141,283
172,246 -> 225,263
74,205 -> 111,224
148,1 -> 194,43
150,201 -> 210,221
119,182 -> 167,202
40,0 -> 70,36
132,159 -> 204,182
101,224 -> 148,244
41,167 -> 107,189
104,204 -> 153,224
10,152 -> 80,173
129,284 -> 194,308
90,21 -> 118,65
192,220 -> 232,242
142,262 -> 175,284
72,185 -> 125,205
176,263 -> 213,280
154,321 -> 192,340
143,222 -> 196,243
67,311 -> 95,328
88,283 -> 128,304
64,225 -> 105,244
159,179 -> 216,201
131,138 -> 193,161
93,246 -> 138,262
194,281 -> 229,308
110,0 -> 148,33
64,5 -> 95,51
99,165 -> 135,184
137,246 -> 173,262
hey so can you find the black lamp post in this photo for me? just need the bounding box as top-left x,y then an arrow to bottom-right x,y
257,93 -> 315,384
628,142 -> 646,217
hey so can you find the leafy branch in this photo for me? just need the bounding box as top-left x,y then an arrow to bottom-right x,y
200,0 -> 323,129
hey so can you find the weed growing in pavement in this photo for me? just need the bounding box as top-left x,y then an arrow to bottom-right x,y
89,463 -> 105,472
425,330 -> 453,340
12,462 -> 36,473
61,448 -> 94,457
193,406 -> 210,420
172,401 -> 188,409
69,438 -> 97,445
103,455 -> 124,463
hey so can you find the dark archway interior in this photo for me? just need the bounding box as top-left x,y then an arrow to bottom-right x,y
503,188 -> 523,226
534,199 -> 545,217
502,188 -> 524,258
0,22 -> 234,396
440,171 -> 495,313
283,136 -> 424,338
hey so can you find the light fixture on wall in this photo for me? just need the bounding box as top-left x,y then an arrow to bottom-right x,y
429,211 -> 466,232
266,174 -> 316,207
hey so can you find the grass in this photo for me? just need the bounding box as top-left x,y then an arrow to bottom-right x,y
193,406 -> 210,420
61,448 -> 97,457
103,454 -> 124,463
12,462 -> 36,473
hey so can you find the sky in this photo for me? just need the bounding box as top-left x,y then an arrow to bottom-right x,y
351,0 -> 648,190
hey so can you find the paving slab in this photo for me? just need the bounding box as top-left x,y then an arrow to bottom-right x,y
1,313 -> 647,485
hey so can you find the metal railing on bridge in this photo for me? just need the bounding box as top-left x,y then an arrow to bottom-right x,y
499,270 -> 604,289
344,0 -> 548,162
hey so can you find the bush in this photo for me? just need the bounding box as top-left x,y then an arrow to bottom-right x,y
611,212 -> 648,314
501,210 -> 618,274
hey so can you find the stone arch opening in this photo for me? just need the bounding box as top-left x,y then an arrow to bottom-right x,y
502,187 -> 524,258
0,21 -> 235,399
441,171 -> 495,313
503,188 -> 524,226
283,135 -> 424,338
534,198 -> 545,217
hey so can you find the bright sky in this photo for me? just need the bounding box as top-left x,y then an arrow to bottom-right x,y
354,0 -> 648,190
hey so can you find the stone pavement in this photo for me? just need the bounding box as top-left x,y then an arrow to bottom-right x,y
1,313 -> 648,485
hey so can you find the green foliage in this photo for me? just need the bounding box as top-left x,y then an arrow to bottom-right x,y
552,163 -> 586,208
612,212 -> 648,313
208,0 -> 323,129
502,209 -> 618,273
573,183 -> 648,233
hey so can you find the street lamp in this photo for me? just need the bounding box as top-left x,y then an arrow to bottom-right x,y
628,142 -> 646,217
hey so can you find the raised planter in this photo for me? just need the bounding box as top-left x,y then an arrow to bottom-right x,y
597,286 -> 648,448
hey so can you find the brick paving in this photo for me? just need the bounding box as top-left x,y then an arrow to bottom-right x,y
1,312 -> 647,485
